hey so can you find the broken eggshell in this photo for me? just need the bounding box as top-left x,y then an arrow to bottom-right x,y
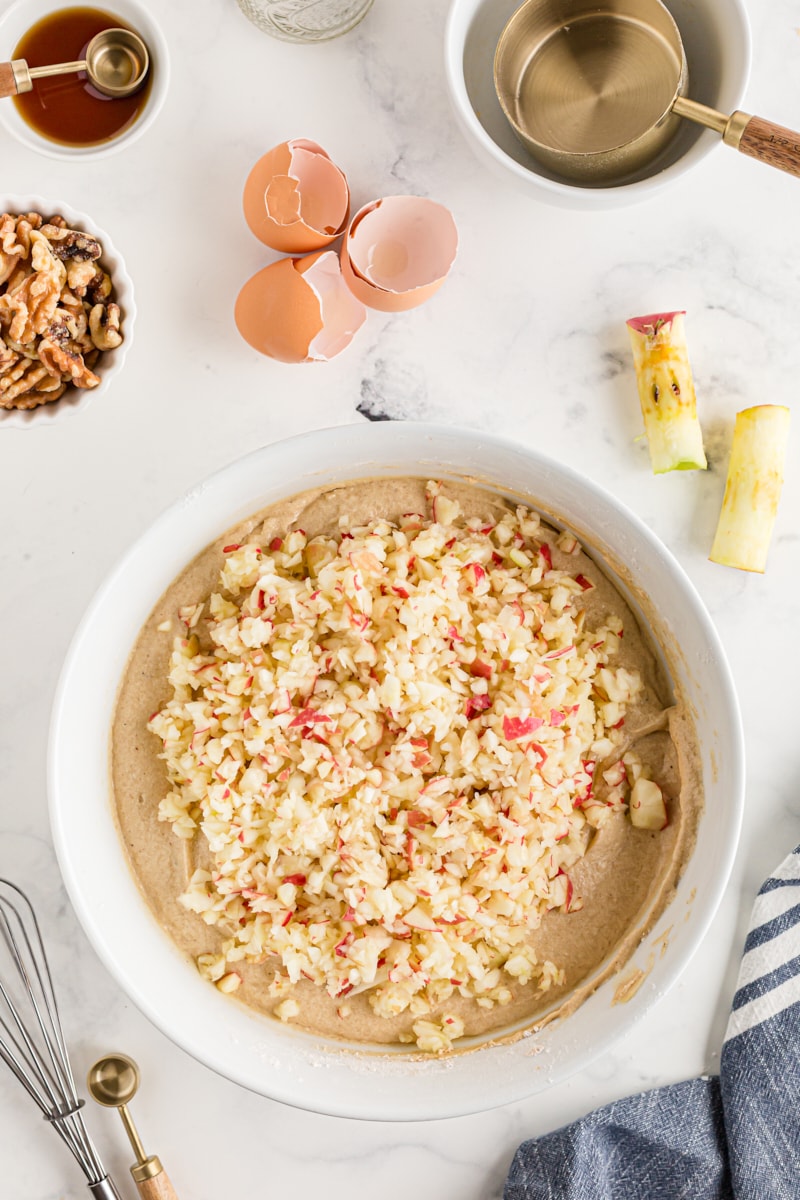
234,250 -> 366,364
341,195 -> 458,312
243,139 -> 350,253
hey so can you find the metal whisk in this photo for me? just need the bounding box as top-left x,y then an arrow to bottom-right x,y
0,879 -> 123,1199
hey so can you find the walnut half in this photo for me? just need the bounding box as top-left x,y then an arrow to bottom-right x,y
89,302 -> 122,351
37,338 -> 100,389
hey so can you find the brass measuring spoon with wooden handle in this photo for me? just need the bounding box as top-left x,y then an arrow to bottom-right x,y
0,28 -> 149,99
87,1053 -> 179,1200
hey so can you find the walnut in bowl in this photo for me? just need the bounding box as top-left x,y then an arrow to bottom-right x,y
0,196 -> 135,428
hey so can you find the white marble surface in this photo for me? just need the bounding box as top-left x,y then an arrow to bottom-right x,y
1,0 -> 799,1196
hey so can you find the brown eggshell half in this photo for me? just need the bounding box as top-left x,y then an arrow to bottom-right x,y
243,139 -> 350,254
234,251 -> 366,364
341,195 -> 458,312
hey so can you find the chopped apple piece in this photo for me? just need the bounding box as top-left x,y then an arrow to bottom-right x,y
629,778 -> 668,830
626,311 -> 707,474
305,539 -> 335,573
710,405 -> 790,574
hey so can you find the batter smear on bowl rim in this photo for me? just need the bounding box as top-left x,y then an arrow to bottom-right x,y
112,478 -> 701,1053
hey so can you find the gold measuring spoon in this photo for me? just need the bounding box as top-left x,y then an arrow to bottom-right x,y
0,28 -> 149,100
87,1053 -> 178,1200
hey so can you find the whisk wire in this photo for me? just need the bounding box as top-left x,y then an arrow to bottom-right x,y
0,888 -> 80,1112
0,879 -> 115,1190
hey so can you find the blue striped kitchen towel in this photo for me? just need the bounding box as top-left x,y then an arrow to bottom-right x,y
505,844 -> 800,1200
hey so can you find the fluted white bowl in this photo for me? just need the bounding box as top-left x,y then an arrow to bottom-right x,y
0,195 -> 135,428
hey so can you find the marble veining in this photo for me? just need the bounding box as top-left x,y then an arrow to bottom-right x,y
1,0 -> 798,1195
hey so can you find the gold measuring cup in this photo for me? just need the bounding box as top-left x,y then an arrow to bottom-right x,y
494,0 -> 800,185
87,1053 -> 179,1200
0,27 -> 149,100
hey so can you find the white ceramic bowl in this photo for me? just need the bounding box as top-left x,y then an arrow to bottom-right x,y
445,0 -> 752,208
0,195 -> 135,429
0,0 -> 169,161
49,423 -> 744,1119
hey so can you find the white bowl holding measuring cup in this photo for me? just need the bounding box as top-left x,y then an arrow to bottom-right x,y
444,0 -> 752,208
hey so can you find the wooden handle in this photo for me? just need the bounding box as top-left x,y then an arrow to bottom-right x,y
135,1168 -> 179,1200
736,115 -> 800,179
0,61 -> 20,98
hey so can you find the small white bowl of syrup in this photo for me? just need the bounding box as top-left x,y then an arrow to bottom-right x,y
0,0 -> 169,159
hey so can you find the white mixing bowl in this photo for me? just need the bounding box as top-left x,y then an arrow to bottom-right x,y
445,0 -> 751,208
49,423 -> 743,1119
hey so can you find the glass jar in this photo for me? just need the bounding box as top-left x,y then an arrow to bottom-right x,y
236,0 -> 374,43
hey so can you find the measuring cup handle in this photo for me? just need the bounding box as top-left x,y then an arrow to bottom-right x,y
0,60 -> 32,97
730,113 -> 800,179
134,1168 -> 179,1200
0,61 -> 19,97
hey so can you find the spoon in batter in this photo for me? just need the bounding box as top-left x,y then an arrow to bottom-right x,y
87,1053 -> 179,1200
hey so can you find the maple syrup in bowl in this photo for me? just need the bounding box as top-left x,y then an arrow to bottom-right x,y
12,7 -> 150,146
0,0 -> 169,159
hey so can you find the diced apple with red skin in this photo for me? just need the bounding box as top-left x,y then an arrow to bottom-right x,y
629,778 -> 668,830
602,759 -> 626,787
626,311 -> 707,474
710,405 -> 790,574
